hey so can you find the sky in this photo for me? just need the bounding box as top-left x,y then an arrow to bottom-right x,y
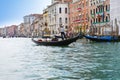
0,0 -> 51,27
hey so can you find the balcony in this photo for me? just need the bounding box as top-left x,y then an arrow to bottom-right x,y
93,21 -> 110,26
96,11 -> 104,15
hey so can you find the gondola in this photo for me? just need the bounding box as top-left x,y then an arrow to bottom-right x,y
84,35 -> 120,42
32,33 -> 81,46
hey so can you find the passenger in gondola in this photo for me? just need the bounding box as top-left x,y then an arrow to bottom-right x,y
38,39 -> 42,42
59,24 -> 67,40
52,37 -> 58,41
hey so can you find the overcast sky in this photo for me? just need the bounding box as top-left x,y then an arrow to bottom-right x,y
0,0 -> 51,27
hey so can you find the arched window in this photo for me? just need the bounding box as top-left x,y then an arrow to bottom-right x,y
59,7 -> 62,13
106,16 -> 108,22
96,8 -> 97,13
93,9 -> 95,14
94,18 -> 95,23
65,26 -> 68,29
65,18 -> 68,24
99,7 -> 100,12
96,18 -> 98,23
106,5 -> 108,11
91,20 -> 93,24
65,8 -> 67,14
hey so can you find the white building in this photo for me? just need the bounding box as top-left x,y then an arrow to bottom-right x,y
110,0 -> 120,35
48,2 -> 69,35
52,0 -> 65,4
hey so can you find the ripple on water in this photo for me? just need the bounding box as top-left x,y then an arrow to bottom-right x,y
0,38 -> 120,80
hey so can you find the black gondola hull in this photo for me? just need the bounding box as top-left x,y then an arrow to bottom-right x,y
32,34 -> 80,46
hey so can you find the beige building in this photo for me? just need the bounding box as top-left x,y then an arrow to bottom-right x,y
18,23 -> 26,37
32,14 -> 44,37
43,8 -> 51,36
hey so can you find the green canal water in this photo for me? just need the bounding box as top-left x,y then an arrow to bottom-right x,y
0,38 -> 120,80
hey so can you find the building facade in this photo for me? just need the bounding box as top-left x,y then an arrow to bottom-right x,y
52,0 -> 72,4
89,0 -> 110,35
23,14 -> 41,37
110,0 -> 120,35
48,1 -> 69,35
32,14 -> 44,37
43,8 -> 51,36
69,0 -> 89,33
18,23 -> 26,37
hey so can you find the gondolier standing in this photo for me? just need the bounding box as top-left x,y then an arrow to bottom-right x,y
59,24 -> 67,40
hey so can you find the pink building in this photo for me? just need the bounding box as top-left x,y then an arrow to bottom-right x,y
6,25 -> 18,37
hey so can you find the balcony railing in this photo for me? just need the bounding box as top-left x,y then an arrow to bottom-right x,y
96,11 -> 104,14
93,21 -> 110,24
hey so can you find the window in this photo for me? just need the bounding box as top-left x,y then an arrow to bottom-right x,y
59,17 -> 62,24
59,7 -> 62,13
99,7 -> 100,12
96,8 -> 97,13
106,5 -> 107,11
65,18 -> 68,23
94,18 -> 95,23
103,6 -> 104,12
93,9 -> 95,14
106,16 -> 108,22
91,10 -> 92,14
65,8 -> 67,14
96,18 -> 97,23
65,26 -> 68,29
98,17 -> 101,22
91,20 -> 93,24
102,16 -> 104,22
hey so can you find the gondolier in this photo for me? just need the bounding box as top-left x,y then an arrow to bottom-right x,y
59,24 -> 67,40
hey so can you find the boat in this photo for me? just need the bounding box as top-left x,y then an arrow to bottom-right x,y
3,36 -> 6,38
32,33 -> 81,46
84,35 -> 120,42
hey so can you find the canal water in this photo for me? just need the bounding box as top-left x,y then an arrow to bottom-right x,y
0,38 -> 120,80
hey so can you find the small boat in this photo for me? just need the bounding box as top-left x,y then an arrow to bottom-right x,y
3,36 -> 6,38
32,33 -> 81,46
84,35 -> 120,42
